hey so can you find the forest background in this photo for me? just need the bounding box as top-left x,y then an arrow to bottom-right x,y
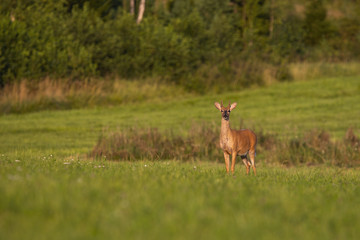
1,0 -> 360,98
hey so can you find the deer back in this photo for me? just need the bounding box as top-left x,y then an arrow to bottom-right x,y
230,129 -> 257,155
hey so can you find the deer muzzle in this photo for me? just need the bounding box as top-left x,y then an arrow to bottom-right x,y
222,111 -> 230,121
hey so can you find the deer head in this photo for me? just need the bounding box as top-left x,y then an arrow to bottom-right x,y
214,101 -> 237,121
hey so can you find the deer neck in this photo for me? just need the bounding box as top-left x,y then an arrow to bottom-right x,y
220,118 -> 231,138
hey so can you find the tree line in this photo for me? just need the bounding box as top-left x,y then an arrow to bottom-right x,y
1,0 -> 360,91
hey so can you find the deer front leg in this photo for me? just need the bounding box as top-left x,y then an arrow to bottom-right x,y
223,152 -> 230,173
231,152 -> 237,174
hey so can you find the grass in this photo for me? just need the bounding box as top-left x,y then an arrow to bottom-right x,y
1,75 -> 359,158
0,75 -> 360,239
89,125 -> 360,167
289,61 -> 360,81
0,78 -> 191,114
1,160 -> 360,240
2,62 -> 360,115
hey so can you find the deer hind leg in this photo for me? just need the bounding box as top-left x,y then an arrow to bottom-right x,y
249,151 -> 256,176
231,153 -> 237,174
223,152 -> 230,173
241,155 -> 250,175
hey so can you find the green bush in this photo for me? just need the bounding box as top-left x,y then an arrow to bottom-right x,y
1,0 -> 360,91
272,14 -> 305,62
0,16 -> 28,85
303,0 -> 333,47
275,63 -> 293,82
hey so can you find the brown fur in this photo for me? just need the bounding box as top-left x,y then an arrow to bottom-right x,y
215,101 -> 257,175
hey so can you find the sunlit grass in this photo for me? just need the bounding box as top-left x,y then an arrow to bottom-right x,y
2,62 -> 360,115
0,75 -> 360,239
0,77 -> 191,114
290,61 -> 360,81
1,159 -> 359,240
1,75 -> 359,159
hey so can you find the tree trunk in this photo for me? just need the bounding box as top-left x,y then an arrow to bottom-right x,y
269,0 -> 274,39
137,0 -> 146,24
242,0 -> 247,37
130,0 -> 135,15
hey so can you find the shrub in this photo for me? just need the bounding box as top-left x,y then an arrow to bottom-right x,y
303,0 -> 333,47
90,124 -> 221,161
90,124 -> 360,167
0,16 -> 28,84
275,63 -> 293,82
264,129 -> 360,167
2,0 -> 360,90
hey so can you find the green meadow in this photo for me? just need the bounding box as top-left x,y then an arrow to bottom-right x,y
1,76 -> 359,157
1,161 -> 360,240
1,76 -> 360,239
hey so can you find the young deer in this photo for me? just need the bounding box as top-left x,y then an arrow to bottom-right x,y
214,101 -> 257,175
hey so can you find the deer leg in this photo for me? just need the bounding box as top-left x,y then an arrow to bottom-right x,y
223,152 -> 230,173
249,151 -> 256,176
241,155 -> 249,175
231,152 -> 237,174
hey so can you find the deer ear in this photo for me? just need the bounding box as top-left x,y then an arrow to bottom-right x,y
230,102 -> 237,111
214,102 -> 222,111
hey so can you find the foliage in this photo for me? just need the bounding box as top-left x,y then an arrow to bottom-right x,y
272,13 -> 305,62
1,0 -> 360,90
303,0 -> 333,46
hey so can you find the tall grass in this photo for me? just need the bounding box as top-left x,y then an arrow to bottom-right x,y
90,124 -> 360,167
260,128 -> 360,167
186,61 -> 360,92
0,78 -> 190,114
90,124 -> 221,161
289,61 -> 360,81
2,62 -> 360,114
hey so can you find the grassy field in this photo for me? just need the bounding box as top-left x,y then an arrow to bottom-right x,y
0,76 -> 360,239
1,76 -> 359,158
1,160 -> 360,240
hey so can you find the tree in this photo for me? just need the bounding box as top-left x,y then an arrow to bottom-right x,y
130,0 -> 135,15
303,0 -> 332,46
137,0 -> 145,24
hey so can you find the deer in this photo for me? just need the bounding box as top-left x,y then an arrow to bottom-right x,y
214,101 -> 257,175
